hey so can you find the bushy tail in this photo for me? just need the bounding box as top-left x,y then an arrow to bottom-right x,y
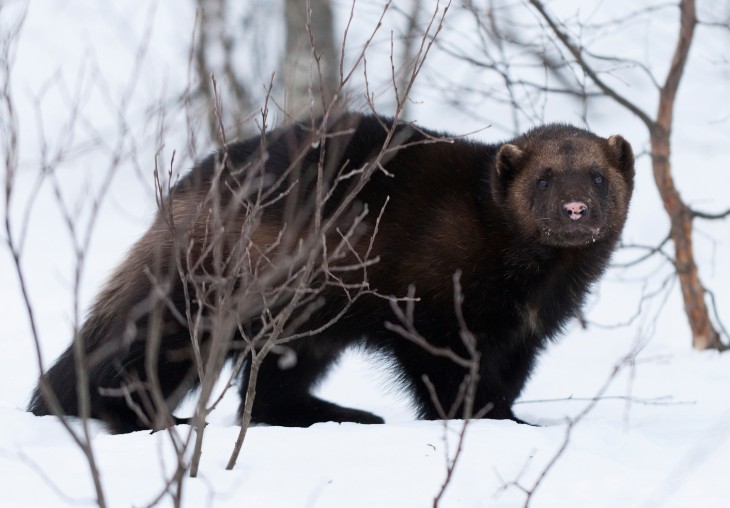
27,347 -> 80,417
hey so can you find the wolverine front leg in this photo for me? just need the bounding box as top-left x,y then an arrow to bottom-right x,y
238,339 -> 384,427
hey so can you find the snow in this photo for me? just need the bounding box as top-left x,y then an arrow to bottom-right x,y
2,1 -> 730,507
3,346 -> 730,507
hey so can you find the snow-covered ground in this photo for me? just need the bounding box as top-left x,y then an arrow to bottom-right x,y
2,327 -> 729,507
1,1 -> 729,507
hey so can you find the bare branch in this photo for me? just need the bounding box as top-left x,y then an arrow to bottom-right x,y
690,206 -> 730,220
525,0 -> 654,128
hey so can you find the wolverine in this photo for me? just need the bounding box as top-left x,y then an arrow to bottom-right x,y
29,113 -> 635,433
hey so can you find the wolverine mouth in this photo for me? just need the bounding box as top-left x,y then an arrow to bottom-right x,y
540,223 -> 603,246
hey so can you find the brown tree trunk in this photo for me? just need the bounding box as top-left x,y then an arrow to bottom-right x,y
650,128 -> 723,350
651,0 -> 724,350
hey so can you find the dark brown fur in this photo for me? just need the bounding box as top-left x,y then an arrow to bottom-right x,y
29,114 -> 634,432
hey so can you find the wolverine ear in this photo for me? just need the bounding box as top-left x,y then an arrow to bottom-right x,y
495,144 -> 525,180
607,135 -> 635,176
492,143 -> 525,205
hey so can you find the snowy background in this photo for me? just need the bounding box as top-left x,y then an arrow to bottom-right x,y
1,1 -> 729,507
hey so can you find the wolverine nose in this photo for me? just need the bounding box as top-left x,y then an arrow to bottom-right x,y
563,201 -> 588,220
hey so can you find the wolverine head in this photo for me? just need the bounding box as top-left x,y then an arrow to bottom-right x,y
492,124 -> 635,248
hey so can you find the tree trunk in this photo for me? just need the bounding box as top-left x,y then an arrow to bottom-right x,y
649,128 -> 724,350
284,0 -> 338,118
651,0 -> 724,350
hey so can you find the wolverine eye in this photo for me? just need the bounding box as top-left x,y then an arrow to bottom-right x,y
537,178 -> 550,189
593,175 -> 604,185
